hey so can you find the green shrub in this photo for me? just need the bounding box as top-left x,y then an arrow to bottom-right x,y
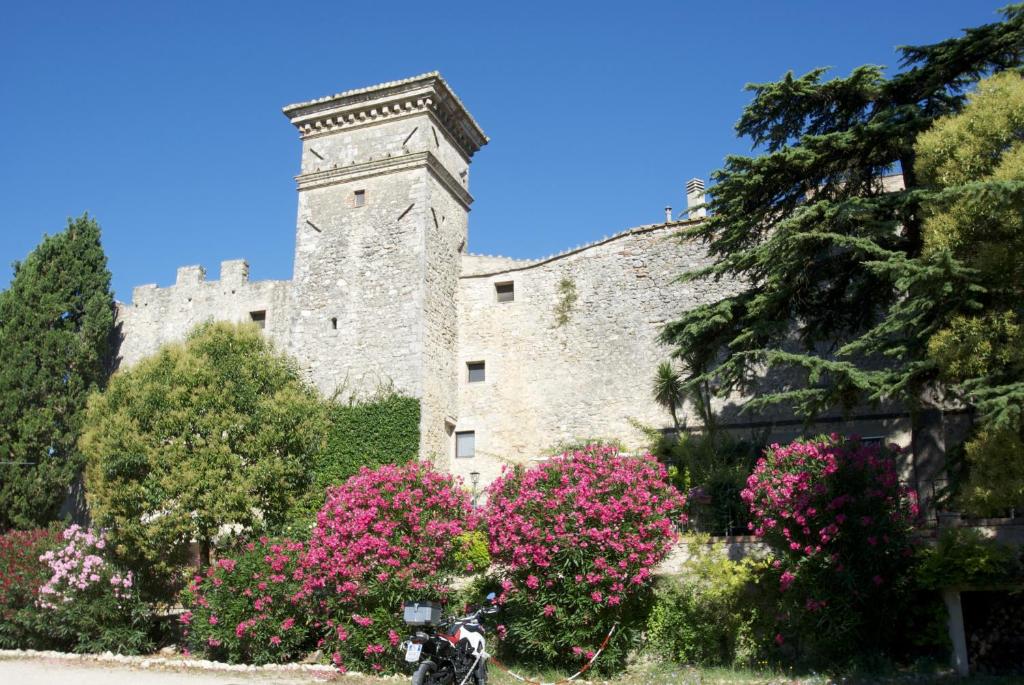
454,530 -> 491,574
647,535 -> 766,667
917,527 -> 1023,590
653,431 -> 762,535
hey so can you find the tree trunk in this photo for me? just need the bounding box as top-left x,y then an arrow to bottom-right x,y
200,536 -> 212,568
911,402 -> 947,521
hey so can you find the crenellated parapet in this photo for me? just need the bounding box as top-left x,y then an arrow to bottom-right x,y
118,259 -> 292,369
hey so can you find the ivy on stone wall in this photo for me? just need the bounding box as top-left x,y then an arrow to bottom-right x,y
553,276 -> 578,327
316,392 -> 421,494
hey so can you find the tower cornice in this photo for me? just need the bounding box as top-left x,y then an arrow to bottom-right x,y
282,72 -> 489,159
294,151 -> 474,210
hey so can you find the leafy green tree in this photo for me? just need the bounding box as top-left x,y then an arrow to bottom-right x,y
915,71 -> 1024,514
661,7 -> 1024,479
0,215 -> 115,529
80,322 -> 328,598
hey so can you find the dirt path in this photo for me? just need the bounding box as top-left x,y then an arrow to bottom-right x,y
0,657 -> 354,685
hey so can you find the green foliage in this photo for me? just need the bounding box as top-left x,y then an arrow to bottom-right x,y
647,535 -> 767,667
553,276 -> 578,327
319,392 -> 420,491
660,7 -> 1024,424
0,215 -> 115,529
959,427 -> 1024,515
277,391 -> 421,528
454,530 -> 491,574
653,431 -> 762,535
542,437 -> 625,455
653,362 -> 685,435
917,527 -> 1023,590
914,72 -> 1024,513
81,322 -> 329,600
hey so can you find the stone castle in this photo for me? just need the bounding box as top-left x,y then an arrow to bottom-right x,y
116,72 -> 911,487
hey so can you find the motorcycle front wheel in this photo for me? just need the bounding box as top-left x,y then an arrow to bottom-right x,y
411,661 -> 437,685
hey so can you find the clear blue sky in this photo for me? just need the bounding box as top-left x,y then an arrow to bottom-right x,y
0,1 -> 1008,301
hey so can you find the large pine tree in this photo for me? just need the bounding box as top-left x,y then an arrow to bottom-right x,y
0,215 -> 115,529
661,7 -> 1024,484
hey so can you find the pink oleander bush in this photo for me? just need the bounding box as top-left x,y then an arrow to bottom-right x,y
741,435 -> 920,665
181,537 -> 313,664
485,444 -> 687,673
0,527 -> 61,648
301,460 -> 479,673
33,525 -> 152,653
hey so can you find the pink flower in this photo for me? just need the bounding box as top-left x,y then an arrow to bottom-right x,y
269,635 -> 282,646
779,571 -> 796,592
178,611 -> 192,625
542,604 -> 556,617
208,615 -> 218,625
388,629 -> 400,646
590,591 -> 602,603
281,617 -> 295,631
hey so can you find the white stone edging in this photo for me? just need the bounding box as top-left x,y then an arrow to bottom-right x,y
0,648 -> 359,677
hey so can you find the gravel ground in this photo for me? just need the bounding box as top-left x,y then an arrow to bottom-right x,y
0,656 -> 351,685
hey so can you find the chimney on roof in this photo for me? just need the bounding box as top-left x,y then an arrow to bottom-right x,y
664,206 -> 673,224
686,178 -> 706,219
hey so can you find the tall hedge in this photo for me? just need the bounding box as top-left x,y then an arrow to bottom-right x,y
317,394 -> 420,491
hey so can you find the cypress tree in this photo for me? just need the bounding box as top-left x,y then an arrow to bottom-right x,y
0,214 -> 115,529
661,8 -> 1024,459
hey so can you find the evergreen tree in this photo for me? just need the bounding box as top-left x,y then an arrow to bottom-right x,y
661,7 -> 1024,445
0,215 -> 115,529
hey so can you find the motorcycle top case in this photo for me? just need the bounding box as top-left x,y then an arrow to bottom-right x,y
403,600 -> 442,626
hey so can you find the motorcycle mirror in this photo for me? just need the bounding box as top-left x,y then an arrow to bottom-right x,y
485,592 -> 496,603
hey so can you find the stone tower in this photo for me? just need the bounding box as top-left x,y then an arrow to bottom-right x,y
282,73 -> 488,460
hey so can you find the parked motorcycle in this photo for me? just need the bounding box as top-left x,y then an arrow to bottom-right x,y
402,593 -> 499,685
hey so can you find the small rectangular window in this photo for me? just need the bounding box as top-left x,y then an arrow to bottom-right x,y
467,361 -> 485,383
456,431 -> 475,459
353,189 -> 366,207
495,281 -> 514,303
250,311 -> 266,329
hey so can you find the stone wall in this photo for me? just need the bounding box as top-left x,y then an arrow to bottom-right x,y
116,260 -> 291,368
451,222 -> 737,485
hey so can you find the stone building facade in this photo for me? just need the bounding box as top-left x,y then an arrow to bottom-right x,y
116,72 -> 916,487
